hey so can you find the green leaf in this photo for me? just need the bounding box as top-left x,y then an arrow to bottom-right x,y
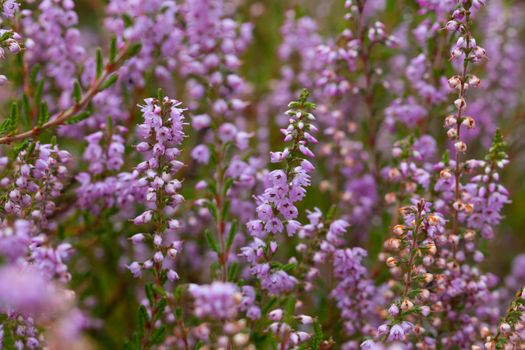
154,298 -> 167,321
262,297 -> 278,314
151,284 -> 166,297
221,199 -> 230,222
37,102 -> 49,127
26,141 -> 36,157
227,261 -> 238,281
205,229 -> 220,253
204,201 -> 218,222
12,139 -> 29,157
226,219 -> 237,251
207,181 -> 217,196
126,43 -> 142,58
222,177 -> 234,197
65,110 -> 91,125
138,305 -> 148,338
0,31 -> 13,42
326,204 -> 336,220
96,47 -> 103,78
2,326 -> 15,349
281,263 -> 296,272
21,95 -> 30,127
150,325 -> 167,345
106,116 -> 113,134
486,128 -> 508,163
34,80 -> 44,107
0,120 -> 10,136
73,80 -> 82,104
310,319 -> 324,349
145,284 -> 154,305
9,102 -> 18,130
284,296 -> 296,323
100,73 -> 119,90
109,37 -> 117,64
29,64 -> 40,87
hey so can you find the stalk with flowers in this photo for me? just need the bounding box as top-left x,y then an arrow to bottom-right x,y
0,0 -> 523,349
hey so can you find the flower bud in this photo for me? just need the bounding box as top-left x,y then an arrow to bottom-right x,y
268,309 -> 283,321
447,128 -> 458,139
384,238 -> 401,251
440,169 -> 452,179
468,75 -> 481,87
454,141 -> 467,153
386,257 -> 398,268
454,98 -> 466,110
462,117 -> 475,128
448,76 -> 461,89
296,315 -> 314,325
453,200 -> 465,211
445,115 -> 457,127
401,298 -> 414,311
446,20 -> 459,31
499,323 -> 511,334
464,230 -> 476,241
393,225 -> 404,236
388,304 -> 400,316
129,233 -> 145,244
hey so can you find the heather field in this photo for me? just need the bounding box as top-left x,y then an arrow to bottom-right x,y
0,0 -> 525,349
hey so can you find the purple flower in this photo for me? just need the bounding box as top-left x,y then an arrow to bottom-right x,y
189,282 -> 241,320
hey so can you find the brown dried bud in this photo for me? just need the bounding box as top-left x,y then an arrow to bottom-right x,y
393,225 -> 405,236
386,257 -> 398,268
401,298 -> 414,311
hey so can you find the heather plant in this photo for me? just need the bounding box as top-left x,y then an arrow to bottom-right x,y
0,0 -> 525,349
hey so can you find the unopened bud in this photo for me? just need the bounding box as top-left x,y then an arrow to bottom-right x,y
446,20 -> 459,31
440,169 -> 452,179
386,257 -> 398,268
453,200 -> 465,211
384,238 -> 401,251
448,76 -> 462,89
447,128 -> 458,139
454,98 -> 466,110
454,141 -> 467,152
464,230 -> 476,241
462,117 -> 475,128
393,225 -> 404,236
468,75 -> 481,87
401,298 -> 414,311
445,115 -> 457,127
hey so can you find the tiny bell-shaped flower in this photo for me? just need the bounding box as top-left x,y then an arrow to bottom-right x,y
499,323 -> 511,334
462,117 -> 475,128
268,309 -> 283,321
129,233 -> 145,244
454,141 -> 467,153
400,298 -> 414,311
392,225 -> 404,236
386,257 -> 398,268
468,75 -> 481,87
388,304 -> 400,316
167,269 -> 179,282
448,76 -> 461,89
454,98 -> 466,110
445,20 -> 459,31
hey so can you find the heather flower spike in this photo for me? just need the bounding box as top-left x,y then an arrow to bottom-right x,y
0,0 -> 522,348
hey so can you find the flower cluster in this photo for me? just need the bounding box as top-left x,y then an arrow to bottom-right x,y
127,97 -> 186,283
0,0 -> 523,349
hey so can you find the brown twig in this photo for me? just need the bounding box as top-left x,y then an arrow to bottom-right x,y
0,44 -> 132,144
